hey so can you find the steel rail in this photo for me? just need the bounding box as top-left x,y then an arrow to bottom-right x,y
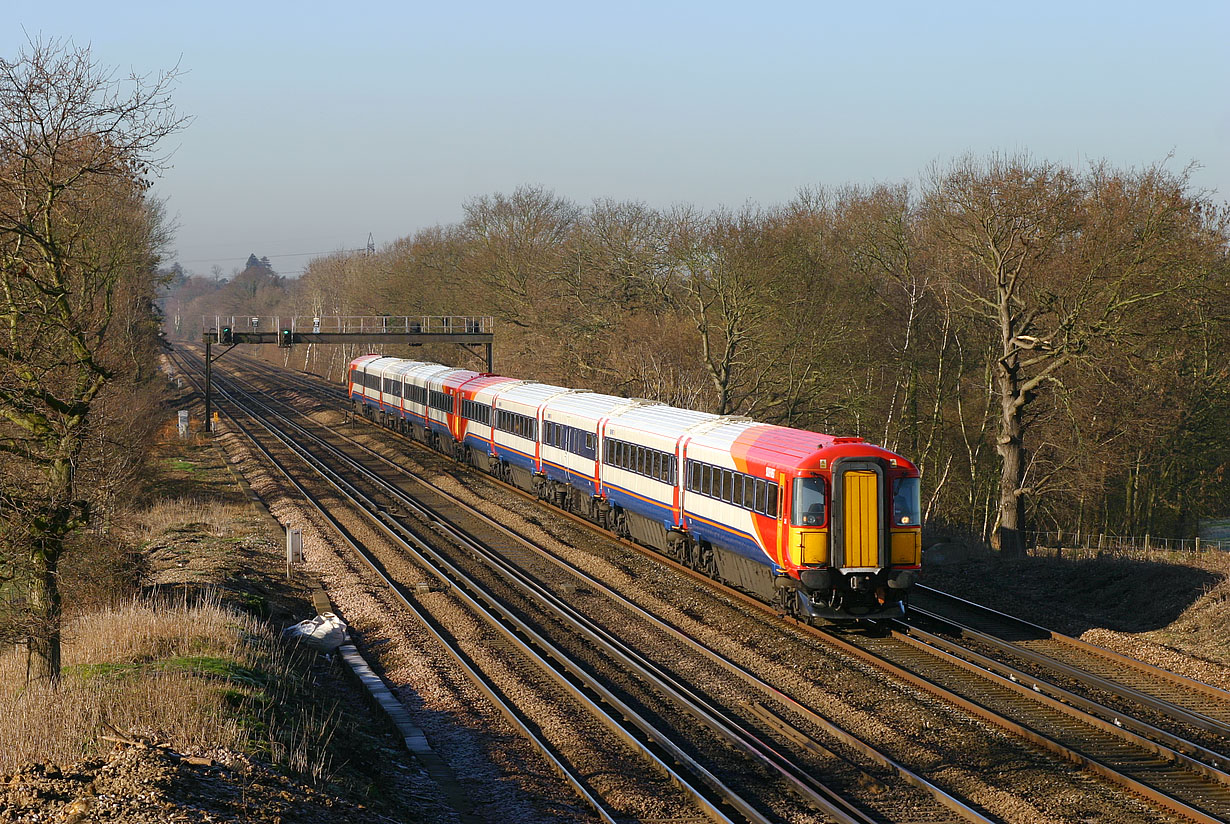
910,585 -> 1230,738
176,352 -> 742,824
220,354 -> 997,824
200,347 -> 1230,824
194,359 -> 777,824
892,619 -> 1230,772
203,359 -> 890,824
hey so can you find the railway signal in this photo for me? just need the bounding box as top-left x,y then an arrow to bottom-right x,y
279,327 -> 293,348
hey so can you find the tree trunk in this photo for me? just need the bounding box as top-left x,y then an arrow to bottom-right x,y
994,369 -> 1027,556
26,549 -> 62,684
27,455 -> 74,683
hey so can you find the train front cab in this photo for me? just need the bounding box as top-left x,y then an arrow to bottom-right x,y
785,454 -> 921,620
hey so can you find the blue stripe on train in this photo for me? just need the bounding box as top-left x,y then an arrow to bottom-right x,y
683,515 -> 768,565
602,481 -> 675,530
543,460 -> 597,496
352,390 -> 773,569
493,441 -> 537,471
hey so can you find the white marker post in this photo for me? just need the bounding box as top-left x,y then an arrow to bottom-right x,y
286,528 -> 303,579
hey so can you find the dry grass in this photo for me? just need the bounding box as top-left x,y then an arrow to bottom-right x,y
0,594 -> 338,780
1030,543 -> 1230,575
129,496 -> 255,544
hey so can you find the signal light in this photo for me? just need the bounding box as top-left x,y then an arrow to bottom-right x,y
220,326 -> 232,344
279,328 -> 293,348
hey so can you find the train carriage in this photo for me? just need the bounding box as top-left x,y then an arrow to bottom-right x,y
601,403 -> 714,553
719,426 -> 921,617
347,355 -> 921,621
489,381 -> 572,488
397,362 -> 458,440
541,393 -> 646,498
383,360 -> 425,431
678,418 -> 782,599
349,354 -> 393,408
453,374 -> 520,466
422,366 -> 478,439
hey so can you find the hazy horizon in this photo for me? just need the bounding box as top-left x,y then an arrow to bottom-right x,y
9,0 -> 1228,277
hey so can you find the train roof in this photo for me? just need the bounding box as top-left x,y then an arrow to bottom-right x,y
684,417 -> 765,449
493,381 -> 575,407
437,368 -> 483,388
607,402 -> 714,440
459,374 -> 519,394
385,360 -> 428,377
544,391 -> 653,421
398,362 -> 457,382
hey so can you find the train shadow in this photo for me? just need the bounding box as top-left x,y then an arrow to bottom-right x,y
920,550 -> 1225,636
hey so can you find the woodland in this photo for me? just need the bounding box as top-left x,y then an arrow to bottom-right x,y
168,162 -> 1230,553
0,37 -> 1224,695
0,40 -> 182,680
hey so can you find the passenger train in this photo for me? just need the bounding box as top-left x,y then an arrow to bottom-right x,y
348,355 -> 921,620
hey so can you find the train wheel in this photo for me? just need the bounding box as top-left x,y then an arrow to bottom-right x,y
612,509 -> 631,540
774,586 -> 797,620
694,541 -> 717,577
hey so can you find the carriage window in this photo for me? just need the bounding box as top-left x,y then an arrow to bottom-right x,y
723,471 -> 735,504
767,483 -> 779,517
792,477 -> 826,526
892,477 -> 921,526
754,479 -> 766,513
650,452 -> 659,480
700,464 -> 711,496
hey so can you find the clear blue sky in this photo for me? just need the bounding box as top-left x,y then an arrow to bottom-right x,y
9,1 -> 1229,277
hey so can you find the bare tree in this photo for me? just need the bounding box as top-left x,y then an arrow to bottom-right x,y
0,39 -> 184,681
926,155 -> 1220,554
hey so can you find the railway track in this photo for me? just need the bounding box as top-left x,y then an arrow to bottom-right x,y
188,347 -> 1230,823
177,352 -> 729,824
907,586 -> 1230,751
181,349 -> 996,824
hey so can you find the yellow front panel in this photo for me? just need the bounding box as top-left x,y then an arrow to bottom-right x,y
789,529 -> 828,566
843,471 -> 879,567
891,530 -> 921,566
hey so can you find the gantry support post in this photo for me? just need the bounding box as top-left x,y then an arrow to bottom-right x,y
204,338 -> 213,432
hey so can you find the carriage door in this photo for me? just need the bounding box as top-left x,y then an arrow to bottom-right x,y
831,459 -> 887,569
